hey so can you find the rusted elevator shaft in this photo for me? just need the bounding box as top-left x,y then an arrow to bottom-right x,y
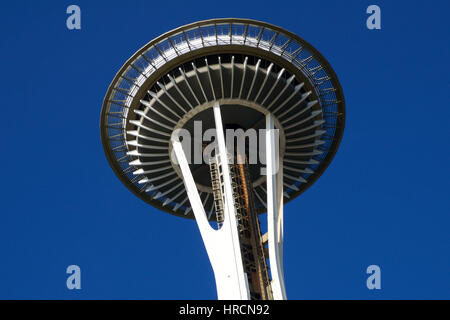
209,139 -> 272,300
230,153 -> 272,300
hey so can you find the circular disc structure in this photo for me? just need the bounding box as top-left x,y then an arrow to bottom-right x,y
100,18 -> 345,219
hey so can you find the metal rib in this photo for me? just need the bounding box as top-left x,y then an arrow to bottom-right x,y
127,149 -> 167,157
285,120 -> 325,137
208,196 -> 215,219
134,108 -> 175,130
284,165 -> 314,174
286,130 -> 326,143
254,186 -> 267,207
147,175 -> 181,191
266,74 -> 295,110
179,67 -> 201,105
283,109 -> 322,130
127,130 -> 169,143
272,82 -> 304,114
261,68 -> 285,105
246,59 -> 261,100
202,192 -> 211,208
156,81 -> 187,113
254,62 -> 273,102
285,140 -> 325,150
143,171 -> 177,185
284,173 -> 307,183
284,182 -> 299,191
230,56 -> 235,98
284,158 -> 319,165
277,91 -> 312,119
218,56 -> 225,99
205,58 -> 216,100
129,120 -> 171,136
285,149 -> 323,157
171,188 -> 187,202
192,62 -> 208,102
127,140 -> 168,150
133,165 -> 173,175
173,196 -> 188,211
168,74 -> 194,109
154,182 -> 184,200
147,92 -> 181,121
238,56 -> 248,99
129,159 -> 170,166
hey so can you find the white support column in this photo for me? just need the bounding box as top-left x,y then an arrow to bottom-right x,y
265,112 -> 287,300
212,103 -> 250,299
171,103 -> 250,300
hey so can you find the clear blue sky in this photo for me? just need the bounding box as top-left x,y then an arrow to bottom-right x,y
0,0 -> 449,299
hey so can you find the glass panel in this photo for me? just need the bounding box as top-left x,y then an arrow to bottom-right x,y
216,23 -> 231,44
231,23 -> 245,36
261,28 -> 275,42
247,25 -> 261,38
156,38 -> 171,54
143,46 -> 159,62
246,25 -> 262,46
134,56 -> 150,72
231,23 -> 246,44
170,32 -> 186,46
200,25 -> 216,46
157,39 -> 177,60
272,33 -> 289,52
117,77 -> 133,91
124,66 -> 140,81
169,33 -> 190,54
184,27 -> 202,49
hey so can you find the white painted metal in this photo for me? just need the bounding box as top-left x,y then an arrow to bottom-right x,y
212,103 -> 250,299
171,103 -> 250,300
171,104 -> 288,301
265,113 -> 287,300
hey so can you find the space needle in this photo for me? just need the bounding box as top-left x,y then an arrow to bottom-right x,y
100,18 -> 345,300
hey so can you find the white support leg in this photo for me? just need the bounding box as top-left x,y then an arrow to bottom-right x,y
212,103 -> 250,299
266,112 -> 287,300
171,103 -> 250,300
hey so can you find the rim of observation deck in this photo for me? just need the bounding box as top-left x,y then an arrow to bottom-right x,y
100,18 -> 346,219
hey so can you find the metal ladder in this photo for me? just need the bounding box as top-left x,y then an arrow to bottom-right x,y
209,156 -> 225,228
